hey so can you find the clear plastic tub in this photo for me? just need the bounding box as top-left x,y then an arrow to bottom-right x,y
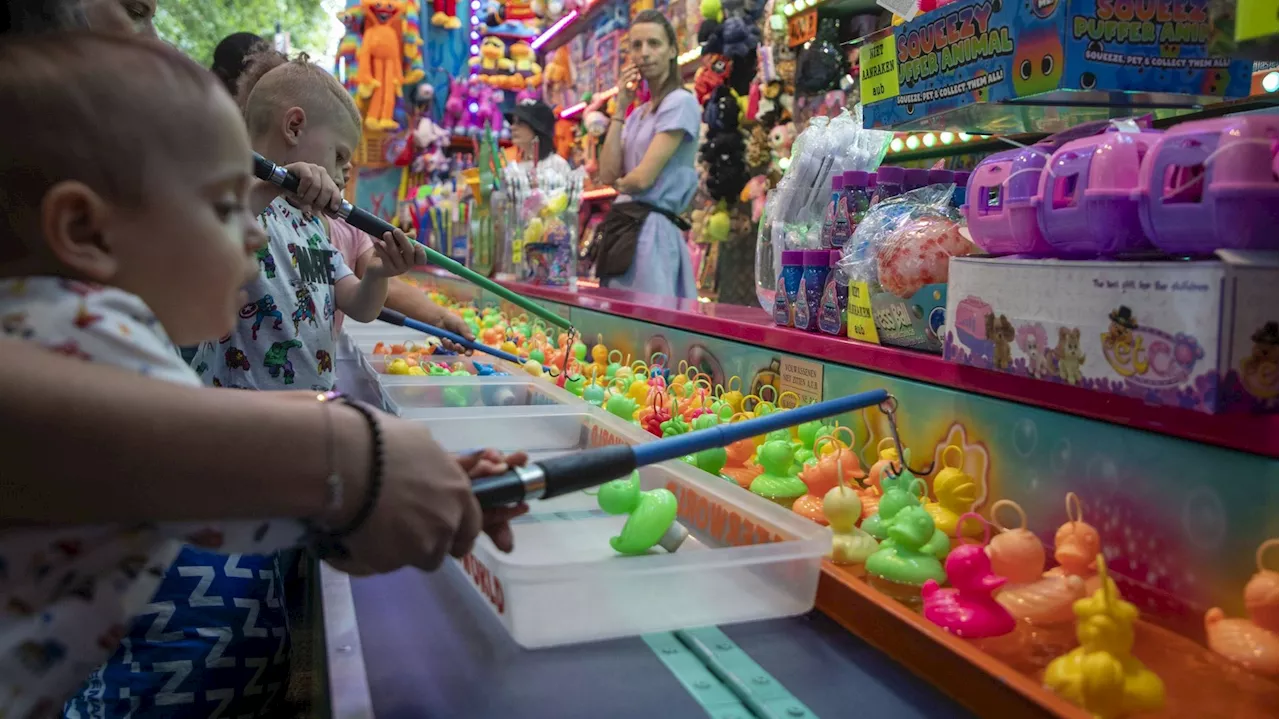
407,409 -> 831,648
378,376 -> 577,416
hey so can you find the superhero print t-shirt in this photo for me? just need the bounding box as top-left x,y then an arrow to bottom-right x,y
192,197 -> 352,392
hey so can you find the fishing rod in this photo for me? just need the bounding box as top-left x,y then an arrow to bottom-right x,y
378,309 -> 548,372
252,153 -> 571,331
472,389 -> 890,508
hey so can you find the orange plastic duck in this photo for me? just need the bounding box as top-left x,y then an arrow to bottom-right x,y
1205,539 -> 1279,677
985,499 -> 1046,587
1043,492 -> 1102,595
792,430 -> 865,525
996,494 -> 1091,627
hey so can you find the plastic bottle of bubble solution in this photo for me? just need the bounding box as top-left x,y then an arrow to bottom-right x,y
952,170 -> 971,210
903,168 -> 930,193
820,175 -> 844,249
873,166 -> 904,205
774,250 -> 804,327
793,250 -> 832,332
831,175 -> 851,248
842,171 -> 872,242
818,250 -> 847,336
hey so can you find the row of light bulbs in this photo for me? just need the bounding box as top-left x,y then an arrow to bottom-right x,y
779,0 -> 820,16
888,131 -> 980,152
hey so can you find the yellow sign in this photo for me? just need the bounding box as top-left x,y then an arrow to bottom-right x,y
846,282 -> 880,344
860,34 -> 900,102
779,356 -> 824,405
1236,0 -> 1278,41
511,238 -> 523,266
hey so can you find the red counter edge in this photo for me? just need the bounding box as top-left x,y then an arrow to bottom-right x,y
424,271 -> 1278,458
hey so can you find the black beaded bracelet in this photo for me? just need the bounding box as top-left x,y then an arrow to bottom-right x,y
307,398 -> 384,560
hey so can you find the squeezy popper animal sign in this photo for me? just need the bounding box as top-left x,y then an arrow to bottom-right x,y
862,0 -> 1252,130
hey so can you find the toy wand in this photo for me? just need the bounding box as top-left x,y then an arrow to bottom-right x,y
252,153 -> 572,331
472,389 -> 890,508
378,309 -> 549,372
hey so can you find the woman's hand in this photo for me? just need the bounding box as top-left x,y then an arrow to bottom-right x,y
327,409 -> 487,576
616,63 -> 641,110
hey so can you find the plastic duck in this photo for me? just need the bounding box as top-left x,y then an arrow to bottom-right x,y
588,337 -> 609,380
721,433 -> 761,489
386,358 -> 411,375
563,373 -> 585,397
748,439 -> 808,509
597,472 -> 687,555
922,519 -> 1016,639
442,386 -> 470,407
659,408 -> 690,437
1044,493 -> 1102,595
860,472 -> 949,559
627,377 -> 651,403
522,359 -> 543,377
582,371 -> 607,406
1044,554 -> 1165,719
865,504 -> 948,587
824,485 -> 877,565
605,392 -> 639,422
570,336 -> 588,364
528,347 -> 546,365
604,351 -> 626,382
793,418 -> 837,467
924,446 -> 981,538
985,499 -> 1046,586
792,432 -> 864,525
682,413 -> 727,477
1205,539 -> 1278,677
720,376 -> 745,416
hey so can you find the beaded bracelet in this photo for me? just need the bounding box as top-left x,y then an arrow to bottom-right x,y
307,393 -> 385,560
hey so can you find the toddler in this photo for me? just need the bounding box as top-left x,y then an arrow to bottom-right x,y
0,34 -> 307,717
189,50 -> 422,391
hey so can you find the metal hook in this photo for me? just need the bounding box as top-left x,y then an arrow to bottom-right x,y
879,396 -> 934,478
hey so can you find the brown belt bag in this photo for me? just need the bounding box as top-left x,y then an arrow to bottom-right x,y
589,201 -> 692,279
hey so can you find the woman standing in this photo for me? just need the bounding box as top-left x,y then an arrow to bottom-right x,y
596,10 -> 699,299
505,97 -> 571,178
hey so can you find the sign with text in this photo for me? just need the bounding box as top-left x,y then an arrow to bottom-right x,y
779,356 -> 824,405
787,9 -> 818,47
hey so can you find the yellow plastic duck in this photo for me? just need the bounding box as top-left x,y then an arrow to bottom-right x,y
1044,554 -> 1165,719
824,485 -> 878,565
924,445 -> 981,538
588,336 -> 609,382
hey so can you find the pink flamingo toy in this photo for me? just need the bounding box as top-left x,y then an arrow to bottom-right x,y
922,513 -> 1017,639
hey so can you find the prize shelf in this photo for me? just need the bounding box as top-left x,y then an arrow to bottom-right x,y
449,273 -> 1277,458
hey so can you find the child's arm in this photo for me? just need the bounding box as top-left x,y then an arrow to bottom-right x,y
348,242 -> 475,350
335,228 -> 426,322
248,162 -> 344,217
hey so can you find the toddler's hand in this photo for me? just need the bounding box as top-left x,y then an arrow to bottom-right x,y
366,228 -> 427,279
457,449 -> 530,553
436,311 -> 475,354
281,162 -> 344,216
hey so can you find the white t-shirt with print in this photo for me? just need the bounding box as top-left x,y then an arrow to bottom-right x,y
191,197 -> 353,392
0,276 -> 305,718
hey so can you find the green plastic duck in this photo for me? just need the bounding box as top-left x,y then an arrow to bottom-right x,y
683,414 -> 727,477
860,471 -> 949,559
528,347 -> 546,364
582,381 -> 606,406
597,472 -> 686,555
748,439 -> 808,508
794,420 -> 834,467
660,412 -> 690,438
564,374 -> 586,397
864,504 -> 947,586
441,386 -> 470,408
605,393 -> 638,421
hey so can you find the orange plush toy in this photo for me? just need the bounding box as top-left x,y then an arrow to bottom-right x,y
352,0 -> 425,131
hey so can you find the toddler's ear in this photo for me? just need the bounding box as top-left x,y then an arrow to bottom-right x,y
41,181 -> 117,282
282,106 -> 308,147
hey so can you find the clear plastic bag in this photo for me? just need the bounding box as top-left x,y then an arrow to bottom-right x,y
839,184 -> 975,299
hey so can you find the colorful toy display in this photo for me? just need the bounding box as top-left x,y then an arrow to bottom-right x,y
921,523 -> 1017,640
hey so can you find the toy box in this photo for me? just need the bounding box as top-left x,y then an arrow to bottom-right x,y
943,252 -> 1278,414
869,283 -> 948,353
861,0 -> 1255,132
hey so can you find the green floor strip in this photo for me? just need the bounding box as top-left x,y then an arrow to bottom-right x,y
643,629 -> 818,719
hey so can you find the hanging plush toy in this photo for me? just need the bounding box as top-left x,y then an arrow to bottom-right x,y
442,77 -> 466,134
508,41 -> 542,89
348,0 -> 426,131
554,114 -> 576,160
431,0 -> 462,28
694,54 -> 732,103
336,7 -> 363,95
740,175 -> 769,222
470,36 -> 514,81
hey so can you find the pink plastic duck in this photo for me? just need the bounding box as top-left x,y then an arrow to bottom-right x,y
922,513 -> 1017,639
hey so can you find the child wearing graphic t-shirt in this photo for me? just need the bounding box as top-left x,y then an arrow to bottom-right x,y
0,35 -> 315,718
190,50 -> 423,392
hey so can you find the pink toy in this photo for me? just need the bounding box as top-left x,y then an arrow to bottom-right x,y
963,145 -> 1055,256
921,515 -> 1016,639
876,215 -> 972,298
1137,114 -> 1279,254
442,78 -> 466,135
475,86 -> 506,137
1036,130 -> 1163,256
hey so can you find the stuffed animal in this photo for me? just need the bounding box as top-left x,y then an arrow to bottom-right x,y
705,204 -> 731,242
702,85 -> 739,133
545,46 -> 572,86
745,124 -> 770,169
431,0 -> 463,28
346,0 -> 426,131
554,115 -> 576,159
700,0 -> 724,21
336,7 -> 363,95
475,85 -> 506,137
740,175 -> 769,222
768,122 -> 795,159
694,54 -> 732,103
721,17 -> 760,59
469,36 -> 514,80
442,77 -> 466,134
509,41 -> 542,88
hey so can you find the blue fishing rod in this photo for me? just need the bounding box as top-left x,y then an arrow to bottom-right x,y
377,309 -> 549,372
472,389 -> 890,508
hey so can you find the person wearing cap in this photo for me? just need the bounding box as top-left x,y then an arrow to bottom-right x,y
505,97 -> 571,177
